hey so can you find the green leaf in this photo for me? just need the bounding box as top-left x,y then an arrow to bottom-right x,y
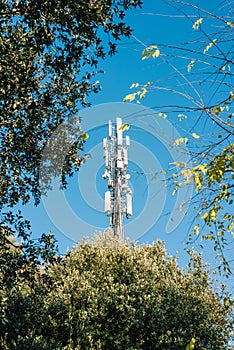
186,338 -> 196,350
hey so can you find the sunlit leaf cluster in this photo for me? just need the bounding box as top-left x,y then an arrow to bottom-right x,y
172,143 -> 234,275
124,0 -> 234,273
123,81 -> 152,104
2,236 -> 231,349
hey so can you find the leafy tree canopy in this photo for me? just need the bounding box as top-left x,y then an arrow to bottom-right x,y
0,0 -> 143,208
0,3 -> 143,345
3,237 -> 230,349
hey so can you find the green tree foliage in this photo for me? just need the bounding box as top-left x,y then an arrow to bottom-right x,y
4,239 -> 229,350
0,3 -> 142,343
0,216 -> 58,349
124,0 -> 234,274
0,0 -> 143,208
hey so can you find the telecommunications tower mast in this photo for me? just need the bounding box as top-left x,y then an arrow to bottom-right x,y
103,118 -> 132,242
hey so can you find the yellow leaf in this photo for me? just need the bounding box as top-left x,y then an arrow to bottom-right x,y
210,209 -> 217,220
142,45 -> 160,60
212,105 -> 224,116
194,174 -> 202,190
151,49 -> 160,58
172,189 -> 177,196
178,113 -> 187,121
194,225 -> 200,235
193,164 -> 207,174
181,169 -> 193,184
204,39 -> 216,54
119,124 -> 130,131
78,133 -> 89,141
174,137 -> 188,146
188,60 -> 195,72
192,18 -> 203,30
173,161 -> 187,167
202,212 -> 209,220
139,87 -> 147,99
130,83 -> 139,89
228,222 -> 234,232
158,112 -> 167,118
191,133 -> 200,139
227,21 -> 234,27
123,92 -> 137,103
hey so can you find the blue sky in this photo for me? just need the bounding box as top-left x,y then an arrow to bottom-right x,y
17,1 -> 233,288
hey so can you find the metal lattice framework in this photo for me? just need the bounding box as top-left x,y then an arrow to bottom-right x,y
103,118 -> 132,242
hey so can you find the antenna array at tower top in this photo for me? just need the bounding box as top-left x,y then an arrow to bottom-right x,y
102,118 -> 132,242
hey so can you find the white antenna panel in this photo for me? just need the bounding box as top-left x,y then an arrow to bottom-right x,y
126,191 -> 132,217
104,148 -> 108,159
116,118 -> 123,146
110,216 -> 113,226
117,160 -> 123,169
106,154 -> 110,167
126,135 -> 130,148
103,137 -> 107,150
123,149 -> 128,165
109,121 -> 112,138
116,117 -> 122,128
117,130 -> 122,146
105,191 -> 112,215
117,149 -> 122,161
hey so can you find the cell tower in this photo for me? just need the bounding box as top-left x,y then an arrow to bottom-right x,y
102,117 -> 132,242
